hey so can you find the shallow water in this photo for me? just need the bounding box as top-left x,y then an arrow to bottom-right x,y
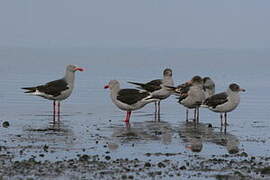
0,47 -> 270,179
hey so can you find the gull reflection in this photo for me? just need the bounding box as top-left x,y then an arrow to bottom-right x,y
111,121 -> 173,145
23,120 -> 75,148
179,122 -> 240,153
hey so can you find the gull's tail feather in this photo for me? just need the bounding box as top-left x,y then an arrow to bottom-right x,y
200,100 -> 209,108
128,81 -> 144,86
127,81 -> 146,90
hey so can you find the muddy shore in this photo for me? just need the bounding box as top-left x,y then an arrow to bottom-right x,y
1,129 -> 270,180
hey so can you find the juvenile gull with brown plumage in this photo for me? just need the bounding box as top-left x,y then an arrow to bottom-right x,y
178,76 -> 205,123
167,76 -> 205,122
167,76 -> 214,122
203,77 -> 215,99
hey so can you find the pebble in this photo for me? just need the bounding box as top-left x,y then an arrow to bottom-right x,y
2,121 -> 10,128
144,162 -> 151,167
105,156 -> 111,160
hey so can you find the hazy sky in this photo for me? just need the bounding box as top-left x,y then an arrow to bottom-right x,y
0,1 -> 270,49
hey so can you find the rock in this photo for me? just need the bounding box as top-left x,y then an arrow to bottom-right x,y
26,178 -> 34,180
43,145 -> 49,152
179,166 -> 186,170
144,162 -> 151,168
121,174 -> 127,179
234,171 -> 245,177
105,156 -> 111,160
2,121 -> 9,128
157,162 -> 166,168
79,154 -> 90,162
228,147 -> 239,154
239,152 -> 248,157
145,153 -> 151,157
128,175 -> 134,179
260,167 -> 270,174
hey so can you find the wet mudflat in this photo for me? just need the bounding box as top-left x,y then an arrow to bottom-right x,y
0,48 -> 270,179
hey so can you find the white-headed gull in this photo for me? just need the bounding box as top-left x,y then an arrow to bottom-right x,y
104,80 -> 158,123
22,64 -> 84,121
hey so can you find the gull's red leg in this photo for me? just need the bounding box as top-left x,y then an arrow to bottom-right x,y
124,111 -> 129,122
124,111 -> 132,122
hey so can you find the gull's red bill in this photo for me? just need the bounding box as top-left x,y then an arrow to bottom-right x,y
74,67 -> 84,72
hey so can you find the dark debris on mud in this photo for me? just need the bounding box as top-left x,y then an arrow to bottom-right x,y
0,151 -> 270,180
